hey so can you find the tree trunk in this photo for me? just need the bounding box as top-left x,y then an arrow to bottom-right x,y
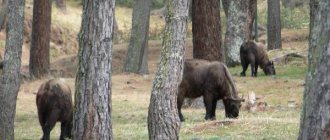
267,0 -> 282,50
73,0 -> 115,139
0,0 -> 25,139
29,0 -> 51,78
147,0 -> 189,139
0,0 -> 7,31
224,0 -> 256,40
192,0 -> 223,62
222,0 -> 229,18
224,0 -> 248,66
298,1 -> 330,139
123,0 -> 151,74
247,0 -> 257,40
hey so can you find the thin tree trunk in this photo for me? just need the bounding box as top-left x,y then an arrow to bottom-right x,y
267,0 -> 282,50
222,0 -> 229,18
0,0 -> 7,31
192,0 -> 223,62
147,0 -> 190,139
123,0 -> 151,74
298,1 -> 330,139
224,0 -> 248,66
29,0 -> 51,78
0,0 -> 25,139
73,0 -> 115,139
247,0 -> 257,40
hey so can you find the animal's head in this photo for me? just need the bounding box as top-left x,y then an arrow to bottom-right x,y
241,40 -> 255,48
263,61 -> 276,75
223,98 -> 244,118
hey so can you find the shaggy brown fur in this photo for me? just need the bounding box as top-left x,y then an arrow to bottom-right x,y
240,40 -> 275,77
177,59 -> 244,121
36,79 -> 73,140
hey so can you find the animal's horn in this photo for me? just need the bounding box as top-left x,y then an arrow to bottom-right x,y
232,96 -> 245,102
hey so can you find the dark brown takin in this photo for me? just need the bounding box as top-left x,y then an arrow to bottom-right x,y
177,59 -> 244,121
36,79 -> 73,140
240,40 -> 276,77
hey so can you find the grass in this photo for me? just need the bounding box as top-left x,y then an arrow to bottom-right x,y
12,1 -> 309,140
14,64 -> 306,139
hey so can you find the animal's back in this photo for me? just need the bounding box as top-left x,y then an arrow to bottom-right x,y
36,79 -> 72,122
181,59 -> 211,98
206,61 -> 238,98
240,41 -> 258,55
183,59 -> 211,85
240,40 -> 269,61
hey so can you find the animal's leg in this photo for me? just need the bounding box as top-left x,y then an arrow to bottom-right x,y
203,94 -> 214,120
177,86 -> 186,122
249,56 -> 256,77
210,99 -> 218,120
251,62 -> 257,77
60,122 -> 68,140
254,64 -> 259,77
38,111 -> 47,139
42,109 -> 60,140
240,58 -> 248,76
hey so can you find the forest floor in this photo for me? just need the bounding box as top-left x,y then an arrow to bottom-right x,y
15,37 -> 308,140
8,1 -> 310,140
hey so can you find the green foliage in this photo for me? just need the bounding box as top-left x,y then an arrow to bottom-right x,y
280,6 -> 310,29
116,0 -> 134,8
258,6 -> 309,29
151,0 -> 165,9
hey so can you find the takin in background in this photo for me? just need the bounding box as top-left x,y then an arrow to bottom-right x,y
240,40 -> 276,77
36,79 -> 73,140
177,59 -> 244,121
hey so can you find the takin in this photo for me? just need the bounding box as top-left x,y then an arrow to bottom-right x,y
240,40 -> 276,77
36,79 -> 73,140
177,59 -> 244,121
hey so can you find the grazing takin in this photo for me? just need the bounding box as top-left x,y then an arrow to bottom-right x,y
177,59 -> 244,121
240,40 -> 276,77
36,79 -> 73,140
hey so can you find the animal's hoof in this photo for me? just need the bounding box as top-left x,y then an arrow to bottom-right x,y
179,117 -> 185,122
240,73 -> 246,77
205,116 -> 216,121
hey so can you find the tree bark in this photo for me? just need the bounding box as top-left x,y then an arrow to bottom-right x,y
29,0 -> 51,78
0,0 -> 25,139
247,0 -> 257,40
222,0 -> 229,18
0,0 -> 7,31
298,1 -> 330,139
192,0 -> 223,62
73,0 -> 115,139
147,0 -> 190,139
267,0 -> 282,50
123,0 -> 151,74
224,0 -> 248,66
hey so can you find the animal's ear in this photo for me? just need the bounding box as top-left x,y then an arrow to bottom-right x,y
271,61 -> 274,65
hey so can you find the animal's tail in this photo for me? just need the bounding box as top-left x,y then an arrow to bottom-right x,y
223,64 -> 240,99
